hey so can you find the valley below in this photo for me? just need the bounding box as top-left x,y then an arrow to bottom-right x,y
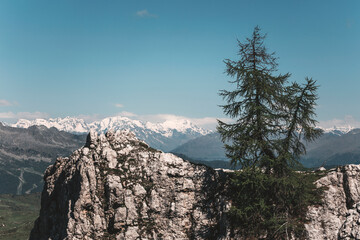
0,193 -> 40,240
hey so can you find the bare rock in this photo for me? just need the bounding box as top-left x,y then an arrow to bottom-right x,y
306,165 -> 360,239
31,129 -> 360,239
30,130 -> 231,240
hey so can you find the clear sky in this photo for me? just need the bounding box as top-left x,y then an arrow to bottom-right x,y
0,0 -> 359,129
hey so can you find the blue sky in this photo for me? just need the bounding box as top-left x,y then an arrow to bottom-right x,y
0,0 -> 359,129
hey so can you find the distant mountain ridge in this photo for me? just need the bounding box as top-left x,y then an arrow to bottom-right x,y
13,117 -> 89,133
172,132 -> 227,161
302,128 -> 360,168
0,123 -> 86,195
171,128 -> 360,169
319,125 -> 355,136
11,116 -> 211,151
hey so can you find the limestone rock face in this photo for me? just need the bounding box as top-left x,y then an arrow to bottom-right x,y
30,129 -> 360,239
30,130 -> 231,240
306,165 -> 360,239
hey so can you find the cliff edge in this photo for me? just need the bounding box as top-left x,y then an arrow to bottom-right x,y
30,130 -> 230,240
30,129 -> 360,239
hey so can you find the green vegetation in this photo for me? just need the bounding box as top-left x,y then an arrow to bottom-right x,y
218,26 -> 323,238
0,193 -> 40,240
228,170 -> 325,238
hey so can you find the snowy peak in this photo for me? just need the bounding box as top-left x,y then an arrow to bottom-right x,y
320,125 -> 354,136
161,118 -> 207,134
12,116 -> 210,136
14,117 -> 89,133
89,116 -> 144,133
11,116 -> 211,151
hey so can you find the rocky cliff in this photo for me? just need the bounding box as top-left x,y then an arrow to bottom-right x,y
30,130 -> 231,240
30,129 -> 360,239
306,165 -> 360,239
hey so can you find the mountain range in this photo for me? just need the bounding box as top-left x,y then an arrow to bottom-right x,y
11,116 -> 210,152
0,123 -> 86,195
0,116 -> 212,195
172,128 -> 360,169
10,116 -> 360,169
2,115 -> 360,195
172,132 -> 227,161
9,116 -> 360,169
302,128 -> 360,168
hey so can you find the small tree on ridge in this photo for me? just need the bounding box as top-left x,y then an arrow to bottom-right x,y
217,26 -> 323,238
218,26 -> 322,176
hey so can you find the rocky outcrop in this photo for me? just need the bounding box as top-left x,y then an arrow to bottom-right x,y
306,165 -> 360,239
30,130 -> 231,240
30,129 -> 360,239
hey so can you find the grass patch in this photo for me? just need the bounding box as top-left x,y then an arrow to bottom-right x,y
0,193 -> 41,240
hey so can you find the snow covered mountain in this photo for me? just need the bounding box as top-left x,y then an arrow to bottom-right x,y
320,126 -> 354,136
14,117 -> 89,133
12,116 -> 211,151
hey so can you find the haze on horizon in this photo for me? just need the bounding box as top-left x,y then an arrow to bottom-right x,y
0,0 -> 359,130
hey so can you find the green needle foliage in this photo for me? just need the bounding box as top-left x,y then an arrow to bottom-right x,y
218,26 -> 324,238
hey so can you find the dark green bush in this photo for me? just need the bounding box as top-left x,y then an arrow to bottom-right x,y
228,169 -> 324,239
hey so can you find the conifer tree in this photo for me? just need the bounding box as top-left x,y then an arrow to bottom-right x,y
218,26 -> 323,238
218,26 -> 322,176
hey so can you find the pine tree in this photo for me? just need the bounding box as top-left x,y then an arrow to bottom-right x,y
218,26 -> 322,176
277,77 -> 323,175
218,26 -> 323,238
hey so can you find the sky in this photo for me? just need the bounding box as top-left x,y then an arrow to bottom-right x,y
0,0 -> 359,129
